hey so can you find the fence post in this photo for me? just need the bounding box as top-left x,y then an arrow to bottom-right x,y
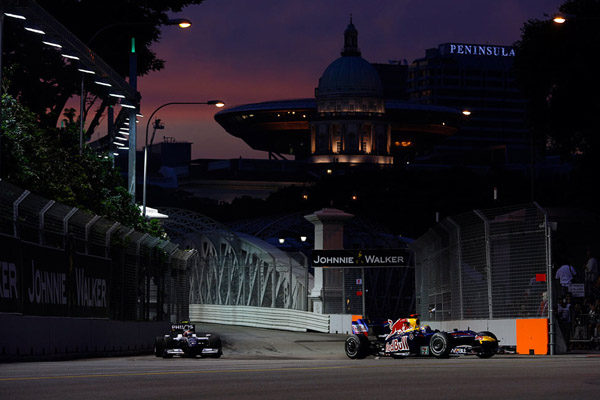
361,267 -> 366,318
447,218 -> 463,320
84,215 -> 101,255
38,200 -> 55,245
104,222 -> 120,258
62,208 -> 78,249
12,190 -> 30,238
535,202 -> 554,355
474,210 -> 493,319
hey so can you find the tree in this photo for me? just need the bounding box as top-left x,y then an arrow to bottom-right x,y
514,0 -> 600,162
2,0 -> 204,137
1,93 -> 164,237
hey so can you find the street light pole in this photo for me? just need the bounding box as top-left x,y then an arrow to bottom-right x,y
142,100 -> 224,217
0,12 -> 5,179
80,18 -> 192,188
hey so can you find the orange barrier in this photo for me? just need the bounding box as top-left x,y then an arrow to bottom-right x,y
516,318 -> 548,355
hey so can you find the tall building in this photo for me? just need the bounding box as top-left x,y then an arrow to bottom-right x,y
407,43 -> 528,166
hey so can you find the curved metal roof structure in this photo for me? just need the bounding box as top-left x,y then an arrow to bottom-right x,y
215,98 -> 461,159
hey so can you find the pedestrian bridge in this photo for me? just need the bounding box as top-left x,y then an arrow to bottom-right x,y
161,208 -> 310,312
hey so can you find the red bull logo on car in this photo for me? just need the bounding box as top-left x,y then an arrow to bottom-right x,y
385,336 -> 409,352
386,318 -> 413,339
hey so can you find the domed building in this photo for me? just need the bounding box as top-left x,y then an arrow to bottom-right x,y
215,20 -> 461,166
310,19 -> 391,164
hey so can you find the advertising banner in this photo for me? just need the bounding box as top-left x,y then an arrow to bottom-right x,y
0,236 -> 22,313
311,249 -> 410,268
70,253 -> 110,318
0,237 -> 110,318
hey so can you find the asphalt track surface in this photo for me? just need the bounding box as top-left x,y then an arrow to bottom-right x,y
2,323 -> 600,399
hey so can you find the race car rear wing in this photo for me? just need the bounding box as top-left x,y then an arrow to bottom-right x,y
171,322 -> 195,334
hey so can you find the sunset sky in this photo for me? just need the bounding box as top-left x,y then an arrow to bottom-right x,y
129,0 -> 563,160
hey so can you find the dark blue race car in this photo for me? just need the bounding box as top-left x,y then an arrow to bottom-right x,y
345,316 -> 498,359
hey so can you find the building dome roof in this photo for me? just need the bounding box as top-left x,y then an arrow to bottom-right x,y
317,56 -> 383,98
316,19 -> 382,98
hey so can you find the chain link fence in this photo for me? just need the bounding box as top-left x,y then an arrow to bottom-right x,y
0,181 -> 195,322
411,203 -> 551,321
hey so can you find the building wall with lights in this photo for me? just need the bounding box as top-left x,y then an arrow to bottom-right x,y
408,43 -> 528,165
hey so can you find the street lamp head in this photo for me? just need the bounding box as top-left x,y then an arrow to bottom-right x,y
462,109 -> 472,116
3,12 -> 26,20
207,100 -> 225,107
553,15 -> 566,24
167,18 -> 192,29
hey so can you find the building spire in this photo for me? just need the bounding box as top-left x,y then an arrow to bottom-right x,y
342,16 -> 360,57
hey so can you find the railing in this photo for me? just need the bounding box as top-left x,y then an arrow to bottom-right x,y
189,304 -> 330,333
0,181 -> 194,321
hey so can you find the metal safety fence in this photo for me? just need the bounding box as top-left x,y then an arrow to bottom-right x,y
0,181 -> 195,322
411,203 -> 551,321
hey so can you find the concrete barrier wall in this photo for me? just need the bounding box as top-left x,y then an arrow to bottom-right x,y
0,314 -> 169,362
423,318 -> 517,346
190,304 -> 331,333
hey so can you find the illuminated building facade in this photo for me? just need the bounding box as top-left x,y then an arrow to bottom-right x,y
408,43 -> 528,165
309,20 -> 391,164
215,21 -> 461,166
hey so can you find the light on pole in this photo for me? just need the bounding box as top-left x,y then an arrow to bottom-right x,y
82,18 -> 192,189
142,100 -> 225,217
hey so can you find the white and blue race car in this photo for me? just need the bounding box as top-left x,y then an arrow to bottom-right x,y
154,322 -> 222,358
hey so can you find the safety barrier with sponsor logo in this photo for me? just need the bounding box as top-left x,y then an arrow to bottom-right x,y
189,304 -> 330,333
0,181 -> 195,322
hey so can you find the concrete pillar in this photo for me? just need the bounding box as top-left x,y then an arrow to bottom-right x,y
304,208 -> 353,313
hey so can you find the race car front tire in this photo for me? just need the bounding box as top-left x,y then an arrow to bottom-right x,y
429,332 -> 452,358
161,337 -> 174,358
345,334 -> 368,359
153,337 -> 164,357
475,331 -> 498,358
207,335 -> 223,358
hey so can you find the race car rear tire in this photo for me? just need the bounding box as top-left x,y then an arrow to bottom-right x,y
208,335 -> 223,358
153,336 -> 164,357
345,334 -> 368,359
429,332 -> 452,358
476,331 -> 498,358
